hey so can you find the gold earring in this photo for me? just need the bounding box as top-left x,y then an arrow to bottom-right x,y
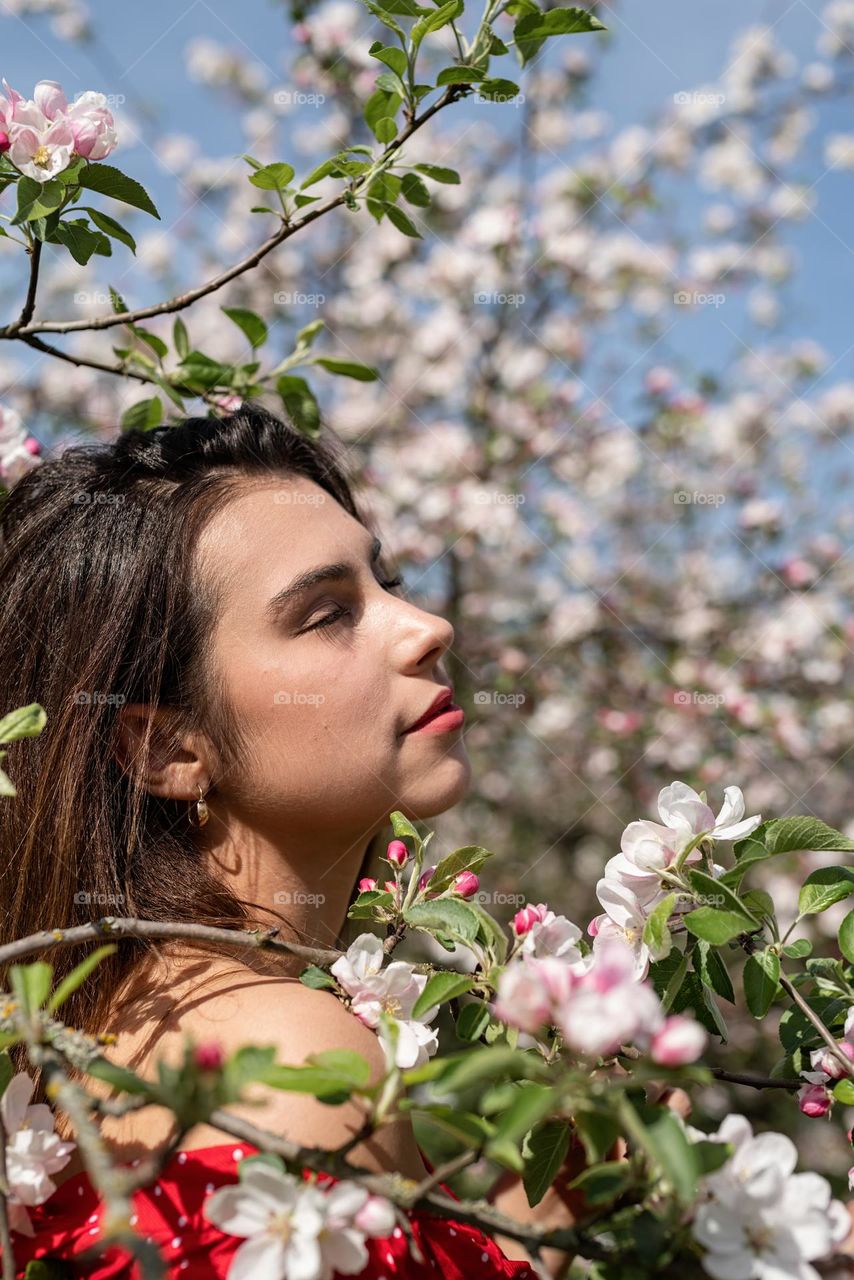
189,782 -> 209,828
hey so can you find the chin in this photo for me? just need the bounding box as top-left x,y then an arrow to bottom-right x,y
394,750 -> 472,822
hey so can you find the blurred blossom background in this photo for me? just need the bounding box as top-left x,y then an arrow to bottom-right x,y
2,0 -> 854,1192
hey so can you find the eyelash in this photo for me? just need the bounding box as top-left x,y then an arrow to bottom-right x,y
306,575 -> 405,632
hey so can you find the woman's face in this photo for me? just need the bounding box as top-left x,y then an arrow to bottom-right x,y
196,475 -> 471,841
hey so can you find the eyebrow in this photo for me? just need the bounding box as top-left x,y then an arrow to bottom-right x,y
264,535 -> 384,623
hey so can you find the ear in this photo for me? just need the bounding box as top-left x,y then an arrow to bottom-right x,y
114,703 -> 212,801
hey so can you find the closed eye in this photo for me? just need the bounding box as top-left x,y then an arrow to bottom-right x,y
305,573 -> 406,632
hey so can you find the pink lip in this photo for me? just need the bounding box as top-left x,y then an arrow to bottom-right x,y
403,687 -> 465,734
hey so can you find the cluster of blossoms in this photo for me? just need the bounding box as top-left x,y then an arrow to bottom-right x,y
687,1114 -> 850,1279
358,839 -> 480,905
798,1005 -> 854,1127
494,907 -> 707,1062
0,77 -> 116,179
588,782 -> 763,978
331,932 -> 440,1070
1,1071 -> 76,1236
203,1158 -> 398,1280
0,403 -> 41,486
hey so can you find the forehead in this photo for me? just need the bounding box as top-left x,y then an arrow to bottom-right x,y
196,476 -> 368,606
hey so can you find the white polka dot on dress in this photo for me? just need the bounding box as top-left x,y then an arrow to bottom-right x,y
205,1182 -> 215,1194
153,1185 -> 162,1196
481,1252 -> 489,1263
171,1237 -> 182,1248
178,1214 -> 188,1227
177,1152 -> 188,1164
232,1148 -> 244,1161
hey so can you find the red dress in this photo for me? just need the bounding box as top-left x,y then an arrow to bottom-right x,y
4,1143 -> 539,1279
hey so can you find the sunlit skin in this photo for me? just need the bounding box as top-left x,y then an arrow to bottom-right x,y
118,473 -> 471,958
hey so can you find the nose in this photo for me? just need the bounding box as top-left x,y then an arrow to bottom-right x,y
396,598 -> 455,675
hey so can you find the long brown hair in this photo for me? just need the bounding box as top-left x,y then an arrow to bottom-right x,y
0,402 -> 386,1097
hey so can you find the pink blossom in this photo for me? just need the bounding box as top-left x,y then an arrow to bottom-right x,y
1,78 -> 116,180
649,1015 -> 707,1065
358,877 -> 378,892
418,865 -> 436,893
65,91 -> 117,161
798,1082 -> 832,1117
386,839 -> 409,869
810,1040 -> 854,1080
452,871 -> 479,898
512,902 -> 549,936
492,957 -> 553,1033
193,1041 -> 225,1072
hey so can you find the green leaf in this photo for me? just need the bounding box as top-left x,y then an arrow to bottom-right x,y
404,898 -> 480,945
683,907 -> 758,946
82,206 -> 136,254
46,945 -> 117,1013
109,286 -> 129,315
522,1119 -> 571,1207
306,1049 -> 373,1088
833,1078 -> 854,1104
743,949 -> 781,1018
455,1000 -> 491,1041
486,1083 -> 560,1160
641,1105 -> 702,1205
400,173 -> 431,207
373,117 -> 398,143
276,375 -> 320,437
173,351 -> 235,391
686,870 -> 759,925
0,704 -> 46,744
412,970 -> 474,1018
0,1052 -> 13,1100
385,203 -> 422,238
10,962 -> 53,1014
514,7 -> 606,68
572,1108 -> 621,1164
779,997 -> 847,1052
53,218 -> 111,265
568,1159 -> 634,1205
221,307 -> 268,349
427,845 -> 494,895
312,357 -> 379,381
390,811 -> 422,845
371,44 -> 409,76
839,908 -> 854,964
782,938 -> 812,959
411,0 -> 463,51
76,162 -> 160,218
429,1045 -> 547,1095
296,319 -> 326,349
173,317 -> 190,360
87,1056 -> 156,1097
120,397 -> 163,432
642,892 -> 675,963
414,163 -> 460,183
766,816 -> 854,855
248,162 -> 295,191
693,938 -> 735,1003
13,177 -> 65,224
799,866 -> 854,915
476,78 -> 521,101
435,65 -> 487,85
298,964 -> 337,990
299,157 -> 346,190
365,88 -> 402,138
363,0 -> 407,41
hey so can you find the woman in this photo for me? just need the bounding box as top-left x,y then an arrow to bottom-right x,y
0,404 -> 580,1278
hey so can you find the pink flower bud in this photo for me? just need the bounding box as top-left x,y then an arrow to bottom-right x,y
418,865 -> 436,893
23,437 -> 41,456
811,1040 -> 854,1080
798,1082 -> 832,1118
386,839 -> 409,869
649,1015 -> 707,1066
193,1041 -> 225,1072
0,132 -> 9,153
512,903 -> 549,937
354,1194 -> 397,1237
452,871 -> 479,899
383,879 -> 397,894
358,877 -> 378,892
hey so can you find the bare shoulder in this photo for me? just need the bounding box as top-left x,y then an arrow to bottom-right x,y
96,957 -> 428,1180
